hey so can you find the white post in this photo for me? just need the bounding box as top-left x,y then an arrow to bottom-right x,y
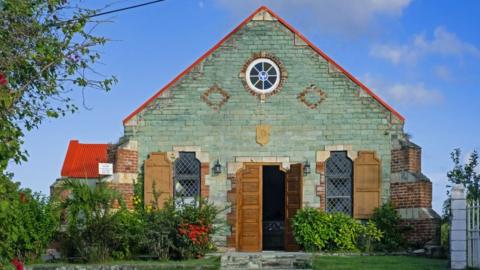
451,184 -> 467,269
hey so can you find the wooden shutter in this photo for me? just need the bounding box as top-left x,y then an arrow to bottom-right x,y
353,151 -> 381,219
284,163 -> 303,251
236,164 -> 262,252
144,152 -> 172,209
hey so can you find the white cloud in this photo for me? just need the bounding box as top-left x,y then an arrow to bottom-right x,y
362,73 -> 443,106
369,44 -> 420,64
388,83 -> 443,105
371,26 -> 480,64
214,0 -> 411,37
415,27 -> 480,58
434,65 -> 453,81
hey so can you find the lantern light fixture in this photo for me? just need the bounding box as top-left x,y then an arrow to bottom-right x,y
303,160 -> 311,176
213,159 -> 222,175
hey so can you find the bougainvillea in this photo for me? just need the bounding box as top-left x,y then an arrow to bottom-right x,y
178,223 -> 211,245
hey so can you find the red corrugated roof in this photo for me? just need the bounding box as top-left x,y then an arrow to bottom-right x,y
60,140 -> 108,178
123,6 -> 404,124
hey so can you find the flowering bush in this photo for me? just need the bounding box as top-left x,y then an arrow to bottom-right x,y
178,222 -> 213,258
178,223 -> 211,245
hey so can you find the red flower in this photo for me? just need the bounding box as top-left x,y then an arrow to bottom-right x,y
11,258 -> 24,270
0,73 -> 7,86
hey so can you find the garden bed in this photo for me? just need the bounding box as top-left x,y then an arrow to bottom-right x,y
26,256 -> 220,270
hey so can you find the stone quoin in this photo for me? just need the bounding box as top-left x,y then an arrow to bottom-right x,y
51,6 -> 440,251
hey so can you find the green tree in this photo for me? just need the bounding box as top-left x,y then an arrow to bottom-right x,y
447,149 -> 480,201
0,0 -> 116,172
0,175 -> 60,266
443,149 -> 480,219
0,0 -> 115,265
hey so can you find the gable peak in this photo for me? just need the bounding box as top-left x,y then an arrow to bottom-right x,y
251,6 -> 278,21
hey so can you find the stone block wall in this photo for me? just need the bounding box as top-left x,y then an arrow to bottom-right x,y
122,17 -> 405,247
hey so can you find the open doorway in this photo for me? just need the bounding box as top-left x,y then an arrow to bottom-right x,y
262,165 -> 285,250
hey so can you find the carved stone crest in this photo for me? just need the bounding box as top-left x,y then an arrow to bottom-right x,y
256,124 -> 271,146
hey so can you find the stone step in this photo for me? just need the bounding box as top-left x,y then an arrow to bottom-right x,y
220,251 -> 312,270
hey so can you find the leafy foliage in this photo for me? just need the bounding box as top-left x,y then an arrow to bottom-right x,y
0,175 -> 60,267
443,149 -> 480,219
292,207 -> 382,252
57,180 -> 221,262
140,199 -> 220,260
0,0 -> 116,172
371,202 -> 407,251
58,180 -> 125,262
447,149 -> 480,200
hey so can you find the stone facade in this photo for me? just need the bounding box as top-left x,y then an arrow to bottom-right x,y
102,7 -> 438,249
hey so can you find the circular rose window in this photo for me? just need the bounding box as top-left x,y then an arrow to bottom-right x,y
246,58 -> 281,94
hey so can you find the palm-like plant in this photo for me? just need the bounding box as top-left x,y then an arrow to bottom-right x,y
58,180 -> 125,262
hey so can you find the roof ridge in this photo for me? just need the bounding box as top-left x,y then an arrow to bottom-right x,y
123,5 -> 404,124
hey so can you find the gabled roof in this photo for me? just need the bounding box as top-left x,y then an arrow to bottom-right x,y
61,140 -> 108,178
123,6 -> 404,124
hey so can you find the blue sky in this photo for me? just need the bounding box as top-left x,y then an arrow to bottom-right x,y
9,0 -> 480,214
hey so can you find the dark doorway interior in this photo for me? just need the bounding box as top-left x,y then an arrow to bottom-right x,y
262,165 -> 285,250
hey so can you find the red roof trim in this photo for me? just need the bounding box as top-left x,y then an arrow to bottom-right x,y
123,6 -> 404,124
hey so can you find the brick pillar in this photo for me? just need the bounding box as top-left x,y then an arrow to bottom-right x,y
390,140 -> 440,245
107,145 -> 138,209
114,148 -> 138,173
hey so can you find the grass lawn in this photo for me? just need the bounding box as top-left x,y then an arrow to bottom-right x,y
312,255 -> 448,270
28,256 -> 220,270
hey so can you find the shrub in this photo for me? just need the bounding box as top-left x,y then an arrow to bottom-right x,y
57,180 -> 221,262
441,221 -> 449,251
371,202 -> 407,251
292,207 -> 382,252
58,180 -> 126,262
140,199 -> 220,260
0,176 -> 60,267
174,199 -> 219,259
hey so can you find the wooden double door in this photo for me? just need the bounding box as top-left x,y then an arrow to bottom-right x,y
236,163 -> 303,252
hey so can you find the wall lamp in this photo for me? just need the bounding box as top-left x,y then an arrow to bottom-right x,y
212,159 -> 222,175
303,160 -> 311,176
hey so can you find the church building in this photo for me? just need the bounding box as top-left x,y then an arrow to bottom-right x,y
52,6 -> 440,252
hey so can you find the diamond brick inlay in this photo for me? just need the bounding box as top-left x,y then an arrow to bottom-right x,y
201,84 -> 230,111
298,85 -> 326,109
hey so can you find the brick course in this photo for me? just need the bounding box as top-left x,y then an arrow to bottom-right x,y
226,175 -> 237,248
391,147 -> 421,173
400,218 -> 440,245
201,163 -> 210,198
107,183 -> 135,209
391,181 -> 432,209
114,149 -> 138,174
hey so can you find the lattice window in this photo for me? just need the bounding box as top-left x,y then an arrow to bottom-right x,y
326,151 -> 353,216
174,152 -> 200,203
